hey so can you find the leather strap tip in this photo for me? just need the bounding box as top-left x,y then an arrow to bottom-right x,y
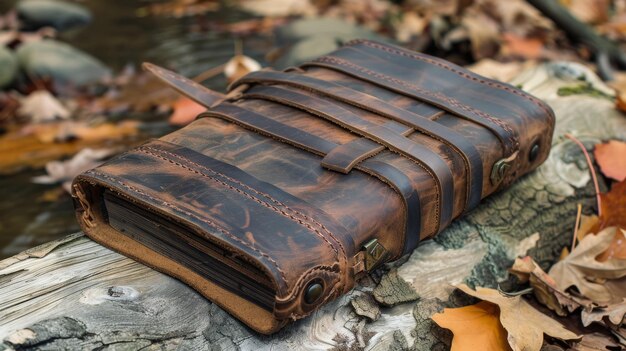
320,161 -> 351,174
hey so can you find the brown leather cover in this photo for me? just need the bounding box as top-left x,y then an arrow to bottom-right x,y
71,40 -> 555,334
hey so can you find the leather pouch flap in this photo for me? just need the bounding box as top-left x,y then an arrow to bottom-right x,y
72,140 -> 355,332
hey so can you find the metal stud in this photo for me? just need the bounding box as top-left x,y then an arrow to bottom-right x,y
304,282 -> 323,304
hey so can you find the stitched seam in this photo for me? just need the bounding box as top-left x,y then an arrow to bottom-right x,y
86,170 -> 289,287
313,56 -> 520,151
138,147 -> 344,265
349,39 -> 554,122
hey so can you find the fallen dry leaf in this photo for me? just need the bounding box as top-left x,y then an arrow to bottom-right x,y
615,91 -> 626,114
0,120 -> 139,175
596,228 -> 626,262
393,11 -> 428,43
581,299 -> 626,329
583,179 -> 626,262
564,0 -> 610,24
510,256 -> 593,316
597,13 -> 626,41
594,140 -> 626,182
17,90 -> 70,123
32,148 -> 115,192
48,120 -> 140,143
432,301 -> 511,351
168,97 -> 205,126
609,72 -> 626,113
593,179 -> 626,236
237,0 -> 317,17
455,284 -> 580,351
467,59 -> 529,83
571,331 -> 623,351
89,71 -> 179,115
549,227 -> 626,304
461,8 -> 500,60
499,33 -> 544,60
224,54 -> 261,83
577,215 -> 599,242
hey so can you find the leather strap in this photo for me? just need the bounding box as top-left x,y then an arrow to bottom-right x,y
232,70 -> 483,211
143,63 -> 224,108
303,51 -> 519,156
209,103 -> 336,155
346,39 -> 554,125
322,121 -> 412,174
240,85 -> 454,232
202,103 -> 423,254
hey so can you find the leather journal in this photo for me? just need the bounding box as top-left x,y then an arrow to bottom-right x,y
71,40 -> 555,334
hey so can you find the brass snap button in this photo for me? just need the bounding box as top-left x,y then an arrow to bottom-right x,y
529,142 -> 540,162
304,282 -> 323,304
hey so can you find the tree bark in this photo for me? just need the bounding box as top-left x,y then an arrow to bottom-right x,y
1,62 -> 625,351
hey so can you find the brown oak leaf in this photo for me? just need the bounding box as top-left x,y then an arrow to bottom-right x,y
453,284 -> 580,351
510,256 -> 594,316
581,298 -> 626,329
549,227 -> 626,304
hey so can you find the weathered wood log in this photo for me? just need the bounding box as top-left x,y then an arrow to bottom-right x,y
1,62 -> 625,350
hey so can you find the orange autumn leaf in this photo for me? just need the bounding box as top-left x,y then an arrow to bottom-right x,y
594,179 -> 626,232
589,179 -> 626,261
432,301 -> 511,351
594,140 -> 626,181
500,33 -> 544,60
168,97 -> 206,126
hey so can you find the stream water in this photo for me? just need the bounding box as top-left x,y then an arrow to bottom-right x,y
0,0 -> 270,258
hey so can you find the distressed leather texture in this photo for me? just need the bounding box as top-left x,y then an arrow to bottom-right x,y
72,40 -> 555,334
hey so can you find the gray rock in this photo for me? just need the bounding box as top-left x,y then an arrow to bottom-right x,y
273,18 -> 394,68
274,35 -> 342,69
274,18 -> 388,46
0,46 -> 18,88
16,0 -> 91,31
16,40 -> 110,87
